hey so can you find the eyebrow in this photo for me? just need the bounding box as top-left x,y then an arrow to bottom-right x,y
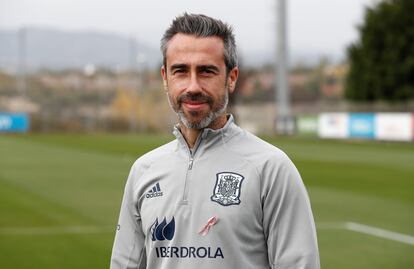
198,65 -> 220,73
169,64 -> 220,73
170,64 -> 188,72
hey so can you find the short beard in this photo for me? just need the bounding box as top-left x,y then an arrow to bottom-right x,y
167,88 -> 229,130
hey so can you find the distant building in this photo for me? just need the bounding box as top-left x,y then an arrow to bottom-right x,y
320,64 -> 348,98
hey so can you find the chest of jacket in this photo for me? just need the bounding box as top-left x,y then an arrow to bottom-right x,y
136,147 -> 264,248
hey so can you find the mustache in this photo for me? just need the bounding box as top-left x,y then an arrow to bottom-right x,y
178,92 -> 213,105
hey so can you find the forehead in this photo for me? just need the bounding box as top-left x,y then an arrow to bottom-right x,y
165,33 -> 225,67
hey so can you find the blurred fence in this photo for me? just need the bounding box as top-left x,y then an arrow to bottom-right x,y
2,109 -> 413,143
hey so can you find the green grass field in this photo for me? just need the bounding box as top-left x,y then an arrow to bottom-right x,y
0,133 -> 413,268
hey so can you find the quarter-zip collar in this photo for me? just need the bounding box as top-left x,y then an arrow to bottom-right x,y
172,114 -> 241,204
172,114 -> 241,157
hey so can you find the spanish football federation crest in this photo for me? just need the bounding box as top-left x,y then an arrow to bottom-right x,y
211,172 -> 244,206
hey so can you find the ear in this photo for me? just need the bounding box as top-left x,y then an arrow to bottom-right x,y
227,67 -> 239,94
161,65 -> 168,91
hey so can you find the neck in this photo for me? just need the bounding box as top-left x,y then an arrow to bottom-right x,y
179,114 -> 228,148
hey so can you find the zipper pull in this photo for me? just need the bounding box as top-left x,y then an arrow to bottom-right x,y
188,157 -> 194,170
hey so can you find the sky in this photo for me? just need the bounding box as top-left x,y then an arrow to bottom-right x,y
0,0 -> 375,63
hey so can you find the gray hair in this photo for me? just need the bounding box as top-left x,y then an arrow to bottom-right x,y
161,13 -> 238,73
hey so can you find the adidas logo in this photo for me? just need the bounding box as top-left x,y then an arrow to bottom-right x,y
146,182 -> 163,198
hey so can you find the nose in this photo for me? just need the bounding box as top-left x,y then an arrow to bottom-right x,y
185,73 -> 202,93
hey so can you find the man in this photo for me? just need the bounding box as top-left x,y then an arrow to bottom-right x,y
111,13 -> 320,269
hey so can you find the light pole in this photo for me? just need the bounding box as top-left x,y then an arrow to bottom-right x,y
17,28 -> 27,98
275,0 -> 294,134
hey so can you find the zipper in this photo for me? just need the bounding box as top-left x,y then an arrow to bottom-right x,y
181,134 -> 203,203
188,157 -> 194,170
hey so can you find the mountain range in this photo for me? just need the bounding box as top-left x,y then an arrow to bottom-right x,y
0,27 -> 331,73
0,27 -> 161,73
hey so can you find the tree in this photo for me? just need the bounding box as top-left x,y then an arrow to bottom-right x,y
346,0 -> 414,101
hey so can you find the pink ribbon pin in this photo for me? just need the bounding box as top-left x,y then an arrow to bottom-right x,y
199,216 -> 218,236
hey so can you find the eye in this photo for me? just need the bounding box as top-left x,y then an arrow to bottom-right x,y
172,69 -> 186,75
200,68 -> 217,76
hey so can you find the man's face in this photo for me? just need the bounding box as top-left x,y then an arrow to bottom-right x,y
161,33 -> 238,129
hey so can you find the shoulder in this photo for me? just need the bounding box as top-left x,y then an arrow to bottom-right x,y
229,127 -> 292,167
130,139 -> 178,173
228,129 -> 302,197
231,129 -> 306,198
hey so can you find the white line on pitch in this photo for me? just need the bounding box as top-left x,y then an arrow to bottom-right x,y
318,222 -> 414,246
344,222 -> 414,246
0,226 -> 114,235
316,222 -> 346,230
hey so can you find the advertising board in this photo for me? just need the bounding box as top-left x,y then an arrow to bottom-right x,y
297,115 -> 318,136
375,113 -> 412,141
0,113 -> 30,132
349,113 -> 375,139
318,113 -> 349,139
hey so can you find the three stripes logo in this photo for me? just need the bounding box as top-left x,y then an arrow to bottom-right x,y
146,182 -> 163,198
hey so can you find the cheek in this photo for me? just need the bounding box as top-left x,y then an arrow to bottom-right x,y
169,76 -> 190,90
168,91 -> 180,105
166,82 -> 183,98
210,82 -> 228,98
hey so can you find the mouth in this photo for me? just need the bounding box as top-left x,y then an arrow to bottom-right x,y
179,93 -> 212,111
182,100 -> 209,110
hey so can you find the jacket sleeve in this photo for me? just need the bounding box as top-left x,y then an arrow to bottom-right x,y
110,162 -> 146,269
262,154 -> 320,269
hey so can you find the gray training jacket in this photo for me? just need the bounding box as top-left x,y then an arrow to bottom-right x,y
110,115 -> 320,269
